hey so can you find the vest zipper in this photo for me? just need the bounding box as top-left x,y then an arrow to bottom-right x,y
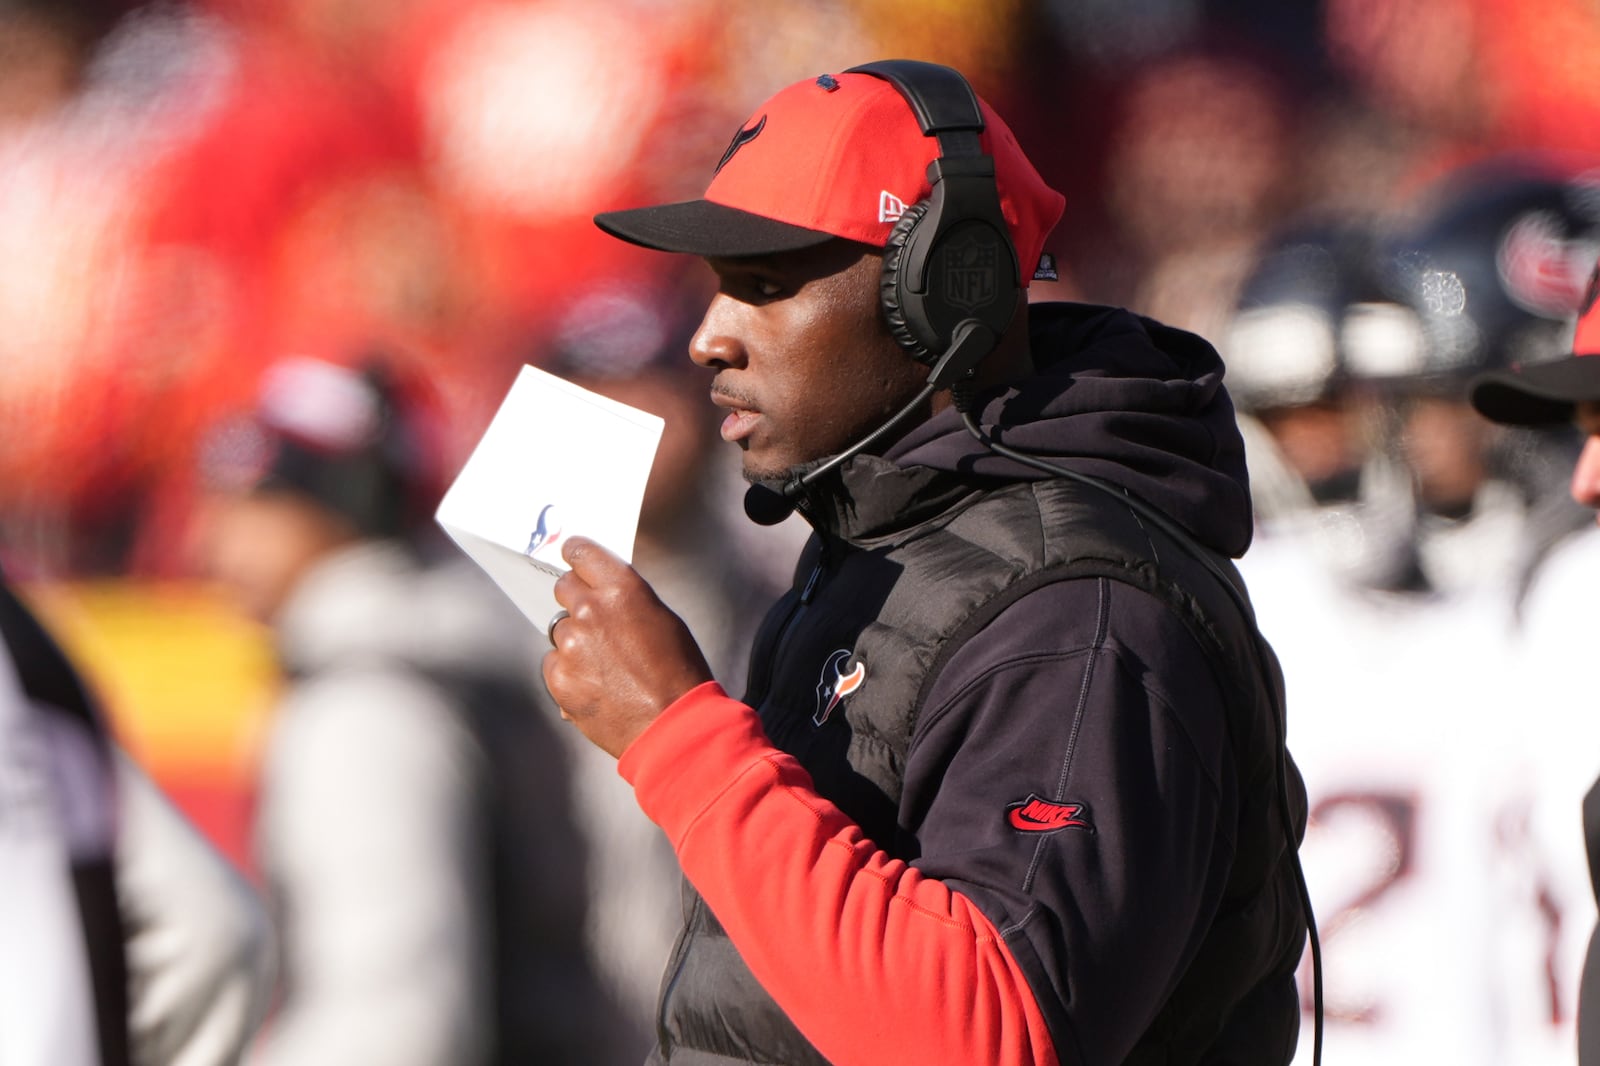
656,550 -> 829,1059
746,547 -> 828,704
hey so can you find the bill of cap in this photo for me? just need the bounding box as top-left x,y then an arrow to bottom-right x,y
594,199 -> 836,258
1470,355 -> 1600,426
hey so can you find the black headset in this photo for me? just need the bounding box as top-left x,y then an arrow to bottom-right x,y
845,60 -> 1023,385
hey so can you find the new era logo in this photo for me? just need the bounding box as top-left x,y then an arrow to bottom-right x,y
878,191 -> 907,224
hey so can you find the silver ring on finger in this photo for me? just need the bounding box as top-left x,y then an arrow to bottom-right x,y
546,608 -> 571,646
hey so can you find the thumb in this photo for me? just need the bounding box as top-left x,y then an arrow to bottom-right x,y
560,536 -> 634,585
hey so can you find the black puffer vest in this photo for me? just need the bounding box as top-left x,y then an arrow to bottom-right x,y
648,471 -> 1306,1065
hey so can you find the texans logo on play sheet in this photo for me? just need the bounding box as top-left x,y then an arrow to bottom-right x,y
525,503 -> 563,558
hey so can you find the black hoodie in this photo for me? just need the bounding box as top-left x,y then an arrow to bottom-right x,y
623,302 -> 1306,1066
886,301 -> 1255,559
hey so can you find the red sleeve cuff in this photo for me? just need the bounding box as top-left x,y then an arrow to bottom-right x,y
616,681 -> 775,845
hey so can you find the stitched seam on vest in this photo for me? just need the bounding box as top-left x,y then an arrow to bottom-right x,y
913,645 -> 1102,727
1056,577 -> 1109,800
998,900 -> 1040,939
1020,577 -> 1108,895
911,560 -> 1150,745
911,613 -> 1233,809
905,482 -> 1129,731
1122,495 -> 1161,568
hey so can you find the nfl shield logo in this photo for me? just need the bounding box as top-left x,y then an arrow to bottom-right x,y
943,232 -> 998,312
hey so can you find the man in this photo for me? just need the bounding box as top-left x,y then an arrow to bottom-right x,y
1221,223 -> 1410,587
542,60 -> 1310,1065
1,574 -> 133,1066
1472,266 -> 1600,515
192,354 -> 624,1065
1472,263 -> 1600,1065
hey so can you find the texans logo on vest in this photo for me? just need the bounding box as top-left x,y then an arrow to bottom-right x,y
1006,794 -> 1093,834
813,649 -> 865,726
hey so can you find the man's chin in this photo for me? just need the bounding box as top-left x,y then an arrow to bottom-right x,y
740,458 -> 800,487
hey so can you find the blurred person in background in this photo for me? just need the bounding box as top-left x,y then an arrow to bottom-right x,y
1,569 -> 277,1066
190,353 -> 624,1065
3,571 -> 141,1066
1223,223 -> 1406,569
1236,157 -> 1600,1065
532,280 -> 786,1056
1364,157 -> 1599,602
1472,256 -> 1600,1066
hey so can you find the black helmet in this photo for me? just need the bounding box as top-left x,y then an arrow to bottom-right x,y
1224,223 -> 1398,412
1365,155 -> 1600,395
200,353 -> 448,539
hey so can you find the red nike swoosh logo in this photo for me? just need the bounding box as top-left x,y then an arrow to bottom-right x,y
1007,796 -> 1091,833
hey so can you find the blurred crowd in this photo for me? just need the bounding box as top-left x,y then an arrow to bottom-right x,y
4,0 -> 1600,579
6,0 -> 1600,1063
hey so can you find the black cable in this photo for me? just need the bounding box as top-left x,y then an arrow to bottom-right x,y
958,408 -> 1325,1066
789,380 -> 939,494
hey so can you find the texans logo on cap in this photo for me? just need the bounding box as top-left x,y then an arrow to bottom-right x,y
715,115 -> 766,176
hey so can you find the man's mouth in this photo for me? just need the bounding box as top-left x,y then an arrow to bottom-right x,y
710,387 -> 762,444
719,409 -> 761,443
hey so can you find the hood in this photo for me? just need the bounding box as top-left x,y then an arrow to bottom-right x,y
824,302 -> 1253,557
275,539 -> 542,685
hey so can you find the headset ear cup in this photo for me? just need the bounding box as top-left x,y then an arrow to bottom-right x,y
880,202 -> 938,365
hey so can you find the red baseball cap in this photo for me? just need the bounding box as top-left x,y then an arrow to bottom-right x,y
594,67 -> 1065,285
1471,260 -> 1600,425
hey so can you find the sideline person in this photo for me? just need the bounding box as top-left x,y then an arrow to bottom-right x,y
0,572 -> 276,1066
542,59 -> 1311,1065
192,354 -> 625,1065
1472,263 -> 1600,1066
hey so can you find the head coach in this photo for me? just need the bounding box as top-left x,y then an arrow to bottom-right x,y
541,59 -> 1313,1066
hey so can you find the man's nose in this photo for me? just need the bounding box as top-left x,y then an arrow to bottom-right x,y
1570,435 -> 1600,511
689,294 -> 747,371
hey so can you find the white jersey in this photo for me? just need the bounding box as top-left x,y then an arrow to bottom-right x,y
1503,525 -> 1600,1066
1243,524 -> 1584,1066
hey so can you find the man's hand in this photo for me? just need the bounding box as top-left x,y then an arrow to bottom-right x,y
542,537 -> 714,758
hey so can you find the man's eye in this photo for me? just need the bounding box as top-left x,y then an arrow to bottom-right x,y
753,277 -> 783,298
